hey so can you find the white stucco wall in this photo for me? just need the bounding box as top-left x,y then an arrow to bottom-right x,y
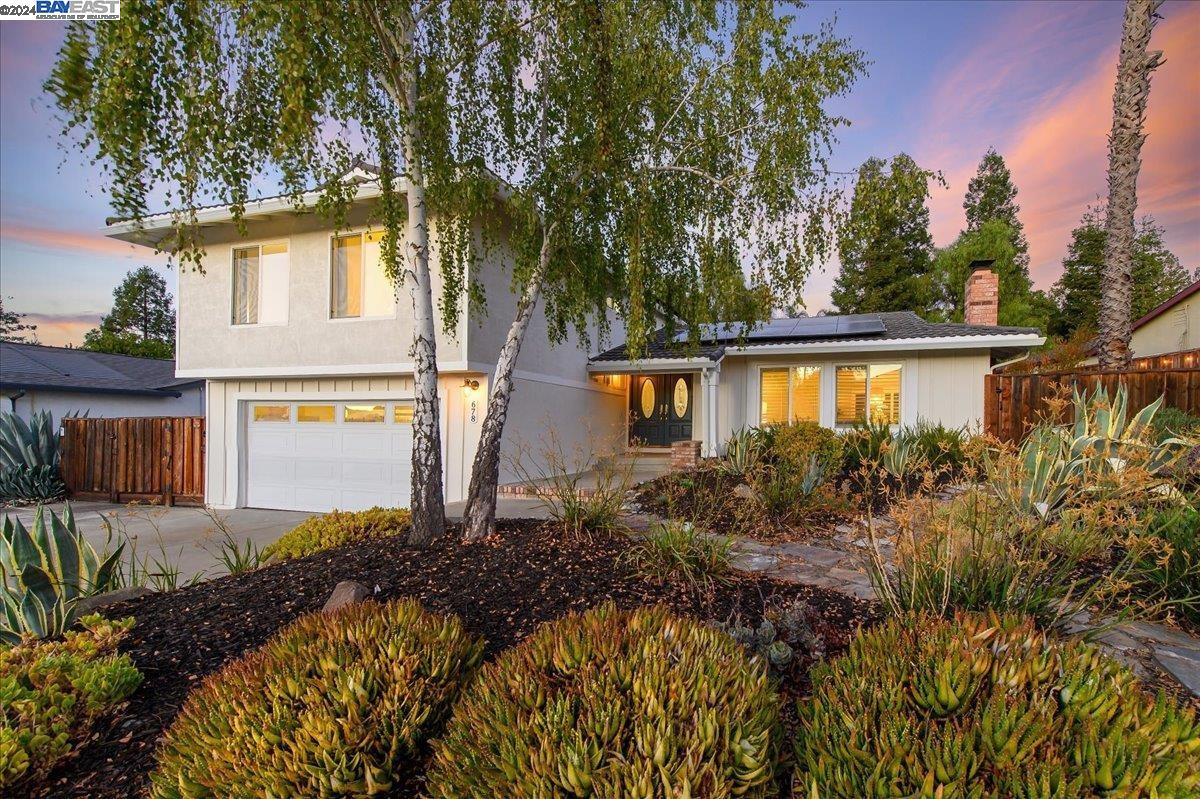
6,388 -> 204,422
176,206 -> 468,376
204,374 -> 483,508
1132,296 -> 1197,357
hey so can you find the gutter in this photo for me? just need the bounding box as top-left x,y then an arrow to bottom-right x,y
0,382 -> 184,399
727,333 -> 1046,356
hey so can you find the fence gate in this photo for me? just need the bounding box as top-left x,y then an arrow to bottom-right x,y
60,416 -> 205,506
984,368 -> 1200,443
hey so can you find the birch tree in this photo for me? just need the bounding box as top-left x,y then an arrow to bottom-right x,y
459,3 -> 866,539
46,0 -> 534,544
1098,0 -> 1163,370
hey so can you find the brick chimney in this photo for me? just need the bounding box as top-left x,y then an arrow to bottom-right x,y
964,259 -> 999,326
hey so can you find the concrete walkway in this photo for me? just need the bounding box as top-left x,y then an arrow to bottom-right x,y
2,501 -> 314,582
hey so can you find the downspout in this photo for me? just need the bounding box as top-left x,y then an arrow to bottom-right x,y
6,390 -> 25,413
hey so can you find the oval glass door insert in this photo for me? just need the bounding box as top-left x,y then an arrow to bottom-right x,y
672,377 -> 689,418
640,378 -> 656,419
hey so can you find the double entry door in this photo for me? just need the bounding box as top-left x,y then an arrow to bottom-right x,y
629,373 -> 693,447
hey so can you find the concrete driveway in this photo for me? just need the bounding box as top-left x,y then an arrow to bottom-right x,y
1,501 -> 314,583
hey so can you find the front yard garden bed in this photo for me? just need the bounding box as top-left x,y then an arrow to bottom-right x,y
43,518 -> 874,799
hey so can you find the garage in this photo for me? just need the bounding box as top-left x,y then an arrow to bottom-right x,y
244,400 -> 417,512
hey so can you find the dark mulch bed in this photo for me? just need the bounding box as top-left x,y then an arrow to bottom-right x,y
41,518 -> 874,799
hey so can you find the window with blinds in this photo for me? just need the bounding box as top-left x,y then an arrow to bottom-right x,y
760,366 -> 821,424
232,242 -> 288,325
835,363 -> 902,425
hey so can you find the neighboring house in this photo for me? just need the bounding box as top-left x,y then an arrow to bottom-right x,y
105,172 -> 1043,513
1131,279 -> 1198,360
0,342 -> 204,421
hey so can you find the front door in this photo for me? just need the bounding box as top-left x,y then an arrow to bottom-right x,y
629,374 -> 693,447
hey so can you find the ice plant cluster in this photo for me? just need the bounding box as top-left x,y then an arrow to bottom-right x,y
149,599 -> 483,799
425,604 -> 781,798
795,612 -> 1200,798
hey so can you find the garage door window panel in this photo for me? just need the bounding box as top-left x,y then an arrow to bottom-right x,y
253,404 -> 290,422
297,405 -> 335,423
344,404 -> 385,423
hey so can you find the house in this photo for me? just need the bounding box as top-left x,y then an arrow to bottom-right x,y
0,342 -> 204,421
105,174 -> 1044,513
1130,279 -> 1199,364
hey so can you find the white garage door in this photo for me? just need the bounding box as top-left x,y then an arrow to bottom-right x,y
244,400 -> 416,512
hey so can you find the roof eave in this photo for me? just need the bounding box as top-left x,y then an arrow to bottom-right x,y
727,333 -> 1046,356
0,381 -> 186,398
587,355 -> 724,373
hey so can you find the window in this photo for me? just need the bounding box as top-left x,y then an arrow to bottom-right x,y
331,231 -> 395,319
760,366 -> 821,424
836,363 -> 902,425
253,404 -> 290,422
297,405 -> 335,423
232,243 -> 288,325
393,403 -> 414,424
344,404 -> 385,423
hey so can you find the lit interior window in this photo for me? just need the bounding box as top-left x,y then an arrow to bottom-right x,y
253,404 -> 290,422
297,405 -> 334,423
344,404 -> 385,423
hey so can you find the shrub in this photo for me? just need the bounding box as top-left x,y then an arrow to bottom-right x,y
794,612 -> 1200,798
262,507 -> 412,560
625,518 -> 733,587
425,604 -> 782,799
1151,406 -> 1200,443
149,599 -> 483,799
762,420 -> 844,477
0,411 -> 67,503
718,427 -> 762,477
1129,501 -> 1200,625
0,615 -> 141,792
1,504 -> 124,644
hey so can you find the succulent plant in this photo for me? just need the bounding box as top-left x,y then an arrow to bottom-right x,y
1,504 -> 123,644
0,614 -> 141,792
425,604 -> 783,799
148,598 -> 483,799
262,507 -> 412,560
0,411 -> 66,503
794,612 -> 1200,798
719,427 -> 762,477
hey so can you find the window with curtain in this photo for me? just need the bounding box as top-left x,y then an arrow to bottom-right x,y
760,366 -> 821,424
835,363 -> 901,425
331,230 -> 395,319
232,243 -> 288,325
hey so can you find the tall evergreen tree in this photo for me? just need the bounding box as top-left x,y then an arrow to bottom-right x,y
931,219 -> 1053,329
831,154 -> 939,315
83,266 -> 176,359
963,147 -> 1030,273
1050,206 -> 1188,338
0,297 -> 38,344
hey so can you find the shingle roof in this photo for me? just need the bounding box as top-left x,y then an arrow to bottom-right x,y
0,342 -> 200,397
590,311 -> 1040,363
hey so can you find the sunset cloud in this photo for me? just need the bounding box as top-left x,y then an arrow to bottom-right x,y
0,222 -> 163,260
13,312 -> 102,348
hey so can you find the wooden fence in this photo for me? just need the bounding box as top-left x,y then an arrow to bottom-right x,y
60,417 -> 205,506
984,368 -> 1200,443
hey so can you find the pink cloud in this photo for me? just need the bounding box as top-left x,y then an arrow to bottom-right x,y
0,222 -> 165,260
17,312 -> 102,348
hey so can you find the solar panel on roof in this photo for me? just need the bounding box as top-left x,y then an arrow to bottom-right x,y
836,315 -> 886,335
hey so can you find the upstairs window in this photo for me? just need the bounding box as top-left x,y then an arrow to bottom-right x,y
835,363 -> 902,426
331,230 -> 395,319
231,243 -> 289,325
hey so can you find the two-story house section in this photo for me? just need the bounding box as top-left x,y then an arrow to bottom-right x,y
107,168 -> 1043,514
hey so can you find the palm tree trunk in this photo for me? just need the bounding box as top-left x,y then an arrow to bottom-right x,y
1098,0 -> 1163,370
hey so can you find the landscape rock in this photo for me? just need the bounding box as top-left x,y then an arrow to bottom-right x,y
322,580 -> 372,613
77,586 -> 154,614
732,483 -> 758,502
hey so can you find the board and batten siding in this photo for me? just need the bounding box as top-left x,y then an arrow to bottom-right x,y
205,374 -> 484,509
914,351 -> 992,430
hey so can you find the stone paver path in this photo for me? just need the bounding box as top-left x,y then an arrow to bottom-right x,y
623,499 -> 1200,699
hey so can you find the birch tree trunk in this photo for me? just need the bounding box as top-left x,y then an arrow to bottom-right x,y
1098,0 -> 1163,371
399,18 -> 445,545
461,230 -> 555,541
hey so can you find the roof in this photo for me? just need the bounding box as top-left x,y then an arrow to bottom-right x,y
0,342 -> 201,397
1133,279 -> 1199,331
590,311 -> 1043,364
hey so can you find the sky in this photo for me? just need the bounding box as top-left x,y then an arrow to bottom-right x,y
0,1 -> 1197,345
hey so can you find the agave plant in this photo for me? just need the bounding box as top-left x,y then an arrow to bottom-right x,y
1066,386 -> 1189,475
719,427 -> 762,477
0,410 -> 67,502
0,504 -> 123,644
